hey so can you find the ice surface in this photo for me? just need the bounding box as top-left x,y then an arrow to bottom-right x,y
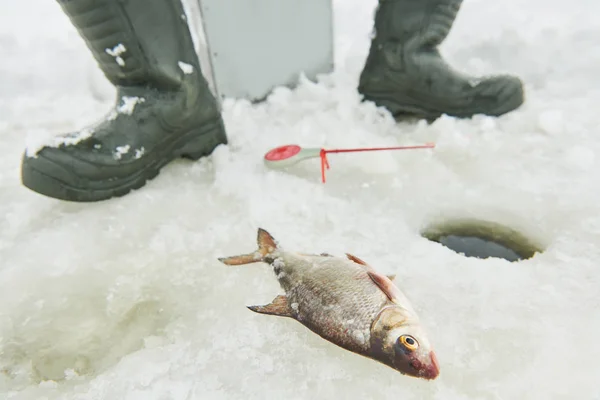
1,0 -> 600,399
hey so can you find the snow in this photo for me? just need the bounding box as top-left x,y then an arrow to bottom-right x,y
134,147 -> 145,160
1,0 -> 599,399
272,258 -> 285,269
113,145 -> 131,160
178,61 -> 194,75
24,128 -> 94,157
105,44 -> 126,67
116,96 -> 145,116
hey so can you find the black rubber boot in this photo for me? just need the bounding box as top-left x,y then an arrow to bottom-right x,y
358,0 -> 524,121
21,0 -> 227,202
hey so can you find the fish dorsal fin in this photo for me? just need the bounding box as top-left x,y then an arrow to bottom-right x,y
346,253 -> 368,265
367,270 -> 403,304
247,295 -> 294,318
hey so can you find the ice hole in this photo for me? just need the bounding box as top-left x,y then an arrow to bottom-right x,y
421,218 -> 545,262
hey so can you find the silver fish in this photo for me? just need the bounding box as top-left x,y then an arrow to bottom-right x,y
218,228 -> 440,380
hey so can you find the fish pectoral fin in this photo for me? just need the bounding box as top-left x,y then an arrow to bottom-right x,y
345,253 -> 398,289
367,270 -> 403,304
345,253 -> 368,265
247,295 -> 293,318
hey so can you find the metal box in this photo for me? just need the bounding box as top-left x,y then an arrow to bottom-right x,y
183,0 -> 334,102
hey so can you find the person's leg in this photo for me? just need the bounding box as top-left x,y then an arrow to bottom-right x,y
21,0 -> 227,202
358,0 -> 524,120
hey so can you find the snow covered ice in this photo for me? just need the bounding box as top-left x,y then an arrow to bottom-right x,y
1,0 -> 600,399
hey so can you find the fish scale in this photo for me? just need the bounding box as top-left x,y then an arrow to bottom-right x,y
274,253 -> 390,354
218,228 -> 440,380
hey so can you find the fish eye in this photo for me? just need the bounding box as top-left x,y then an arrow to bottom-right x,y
398,335 -> 419,350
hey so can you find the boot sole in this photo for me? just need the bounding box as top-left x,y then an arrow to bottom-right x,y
362,92 -> 524,121
21,119 -> 227,202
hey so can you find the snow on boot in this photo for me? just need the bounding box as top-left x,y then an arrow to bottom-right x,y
21,0 -> 227,202
358,0 -> 524,121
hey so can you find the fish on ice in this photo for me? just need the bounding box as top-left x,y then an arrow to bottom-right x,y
218,228 -> 440,380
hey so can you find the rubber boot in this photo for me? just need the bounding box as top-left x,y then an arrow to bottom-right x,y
358,0 -> 524,121
21,0 -> 227,202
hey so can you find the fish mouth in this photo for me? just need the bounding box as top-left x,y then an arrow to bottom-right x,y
407,351 -> 440,380
420,351 -> 440,380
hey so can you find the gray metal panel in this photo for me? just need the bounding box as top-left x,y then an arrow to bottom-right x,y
181,0 -> 221,103
197,0 -> 334,102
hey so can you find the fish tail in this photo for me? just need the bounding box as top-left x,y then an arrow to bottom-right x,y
218,228 -> 279,266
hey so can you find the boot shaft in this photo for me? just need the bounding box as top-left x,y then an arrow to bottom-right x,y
372,0 -> 462,49
57,0 -> 199,91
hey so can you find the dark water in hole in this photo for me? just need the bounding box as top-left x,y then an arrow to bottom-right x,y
437,234 -> 523,262
421,219 -> 544,262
